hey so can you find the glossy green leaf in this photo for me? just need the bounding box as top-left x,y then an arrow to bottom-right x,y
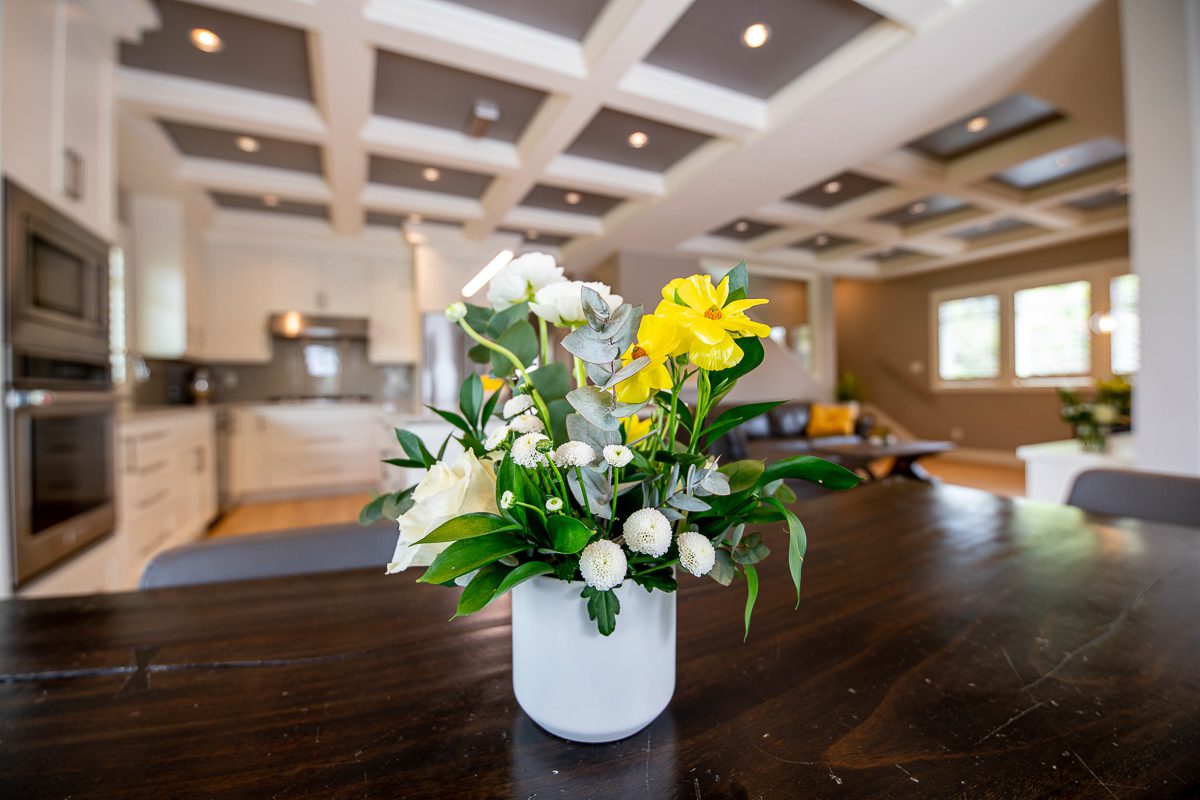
765,497 -> 807,608
630,567 -> 677,593
358,493 -> 389,525
382,457 -> 425,469
417,532 -> 528,585
467,343 -> 492,364
454,562 -> 511,618
724,260 -> 749,303
491,321 -> 539,377
481,387 -> 503,422
759,455 -> 862,490
426,406 -> 473,436
701,400 -> 784,443
529,362 -> 571,401
486,302 -> 530,339
547,515 -> 595,554
742,563 -> 759,642
581,585 -> 620,636
708,337 -> 764,393
395,428 -> 435,468
459,374 -> 483,427
719,459 -> 765,492
547,398 -> 572,444
415,512 -> 518,544
493,561 -> 554,598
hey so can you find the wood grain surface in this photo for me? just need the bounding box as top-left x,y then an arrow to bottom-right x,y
1,480 -> 1198,799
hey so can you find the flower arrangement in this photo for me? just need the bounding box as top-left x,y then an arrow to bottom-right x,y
361,254 -> 860,637
1058,376 -> 1132,453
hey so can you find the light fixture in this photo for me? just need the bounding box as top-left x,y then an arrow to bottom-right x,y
822,180 -> 842,194
564,191 -> 582,206
627,131 -> 649,149
1054,154 -> 1071,168
909,201 -> 927,215
965,115 -> 989,134
189,28 -> 223,53
235,135 -> 260,153
741,23 -> 770,49
282,310 -> 302,337
734,221 -> 750,233
462,250 -> 514,297
262,194 -> 279,207
466,100 -> 500,138
422,167 -> 441,182
1089,311 -> 1118,334
814,234 -> 829,246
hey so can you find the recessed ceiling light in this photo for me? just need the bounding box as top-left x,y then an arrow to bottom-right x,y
262,194 -> 279,207
734,221 -> 750,233
965,115 -> 989,134
627,131 -> 649,149
1116,181 -> 1130,195
1054,155 -> 1071,168
564,191 -> 582,206
407,213 -> 423,224
422,167 -> 441,182
909,202 -> 927,215
822,180 -> 842,194
190,28 -> 223,53
814,234 -> 829,246
235,135 -> 260,153
741,23 -> 770,49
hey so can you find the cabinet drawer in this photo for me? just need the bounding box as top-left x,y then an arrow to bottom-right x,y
121,473 -> 176,528
267,448 -> 375,490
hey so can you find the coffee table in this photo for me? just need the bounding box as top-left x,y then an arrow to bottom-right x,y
810,439 -> 954,482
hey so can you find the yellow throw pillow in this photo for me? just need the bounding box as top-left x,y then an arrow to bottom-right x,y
807,403 -> 856,438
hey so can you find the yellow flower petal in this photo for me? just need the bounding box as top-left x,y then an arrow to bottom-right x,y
690,335 -> 742,371
713,275 -> 730,307
722,298 -> 768,314
723,316 -> 772,338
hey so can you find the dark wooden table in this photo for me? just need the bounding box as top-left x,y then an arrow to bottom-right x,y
2,481 -> 1199,799
811,440 -> 955,481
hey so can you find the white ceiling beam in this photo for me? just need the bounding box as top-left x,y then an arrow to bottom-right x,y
360,183 -> 483,219
853,0 -> 960,32
361,115 -> 520,174
611,63 -> 765,139
502,206 -> 605,237
118,68 -> 327,142
175,157 -> 331,201
171,0 -> 321,29
542,154 -> 664,199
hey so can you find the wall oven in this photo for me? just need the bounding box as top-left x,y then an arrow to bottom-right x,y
4,178 -> 115,588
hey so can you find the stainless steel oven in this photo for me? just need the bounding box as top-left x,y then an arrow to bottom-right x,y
4,177 -> 115,588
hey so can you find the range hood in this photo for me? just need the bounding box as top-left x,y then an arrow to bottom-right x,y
268,312 -> 369,340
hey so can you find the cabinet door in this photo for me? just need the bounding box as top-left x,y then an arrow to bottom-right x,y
62,6 -> 108,232
367,257 -> 419,364
204,244 -> 273,361
269,250 -> 320,313
319,256 -> 369,316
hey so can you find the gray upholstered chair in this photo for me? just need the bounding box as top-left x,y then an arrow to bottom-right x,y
1066,468 -> 1200,528
140,522 -> 398,590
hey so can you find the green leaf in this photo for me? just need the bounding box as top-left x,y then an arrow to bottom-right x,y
566,386 -> 621,431
547,515 -> 595,554
459,374 -> 483,428
395,428 -> 435,468
701,401 -> 784,443
765,497 -> 807,608
493,561 -> 554,598
453,562 -> 512,618
720,459 -> 766,492
708,549 -> 735,586
529,362 -> 571,401
759,455 -> 862,490
467,343 -> 492,364
547,398 -> 572,444
581,585 -> 621,636
415,512 -> 518,544
630,567 -> 677,593
360,485 -> 416,525
731,533 -> 770,565
724,260 -> 749,303
486,302 -> 530,338
418,531 -> 528,584
742,563 -> 759,642
358,493 -> 389,525
464,303 -> 493,332
481,387 -> 503,422
426,406 -> 474,436
495,454 -> 544,538
491,321 -> 539,377
708,337 -> 764,392
382,457 -> 425,469
654,390 -> 694,434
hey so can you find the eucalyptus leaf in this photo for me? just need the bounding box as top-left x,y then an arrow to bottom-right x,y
659,507 -> 684,521
581,285 -> 612,331
601,305 -> 642,355
567,413 -> 620,451
561,328 -> 621,364
486,302 -> 530,339
709,549 -> 735,586
611,400 -> 648,419
668,493 -> 711,512
566,387 -> 621,431
567,469 -> 612,517
584,360 -> 613,386
699,469 -> 731,496
598,356 -> 649,390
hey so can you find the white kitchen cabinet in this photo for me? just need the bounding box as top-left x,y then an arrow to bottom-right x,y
201,243 -> 274,362
368,258 -> 419,364
227,405 -> 380,501
18,536 -> 120,599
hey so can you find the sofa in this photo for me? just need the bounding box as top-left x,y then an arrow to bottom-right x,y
710,401 -> 876,462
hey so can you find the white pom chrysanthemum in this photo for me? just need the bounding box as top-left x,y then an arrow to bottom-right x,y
622,508 -> 672,557
509,413 -> 545,434
676,531 -> 716,577
602,444 -> 633,468
511,433 -> 549,468
500,490 -> 515,510
484,424 -> 510,451
503,395 -> 534,418
579,539 -> 627,591
552,440 -> 596,468
546,497 -> 563,512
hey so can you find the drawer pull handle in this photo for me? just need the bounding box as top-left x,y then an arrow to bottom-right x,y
138,458 -> 169,477
136,489 -> 170,510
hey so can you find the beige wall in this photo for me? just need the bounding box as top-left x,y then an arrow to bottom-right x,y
835,232 -> 1130,452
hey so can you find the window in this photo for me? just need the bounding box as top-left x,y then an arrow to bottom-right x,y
1014,281 -> 1091,378
1110,274 -> 1140,375
937,295 -> 1000,381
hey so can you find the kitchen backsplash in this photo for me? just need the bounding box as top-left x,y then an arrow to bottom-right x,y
133,339 -> 416,408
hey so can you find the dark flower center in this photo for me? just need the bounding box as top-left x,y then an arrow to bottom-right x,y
704,306 -> 723,320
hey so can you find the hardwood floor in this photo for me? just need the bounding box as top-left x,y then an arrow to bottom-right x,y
208,492 -> 374,538
921,456 -> 1026,497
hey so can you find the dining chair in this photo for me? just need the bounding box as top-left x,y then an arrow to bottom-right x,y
1066,468 -> 1200,528
140,522 -> 398,590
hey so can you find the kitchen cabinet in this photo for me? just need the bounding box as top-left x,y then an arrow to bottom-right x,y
227,405 -> 380,501
368,258 -> 420,364
200,243 -> 274,362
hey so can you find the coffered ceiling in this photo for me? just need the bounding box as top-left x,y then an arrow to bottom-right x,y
116,0 -> 1128,280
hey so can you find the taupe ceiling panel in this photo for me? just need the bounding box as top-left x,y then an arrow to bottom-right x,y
872,194 -> 970,226
368,156 -> 493,198
565,108 -> 711,172
787,171 -> 890,208
436,0 -> 608,40
993,138 -> 1126,190
520,184 -> 623,216
159,120 -> 323,174
908,94 -> 1061,161
210,191 -> 327,219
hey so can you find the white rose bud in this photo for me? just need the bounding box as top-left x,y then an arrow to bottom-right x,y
503,395 -> 534,418
546,497 -> 563,512
530,280 -> 622,327
579,539 -> 627,591
500,490 -> 515,510
676,531 -> 716,577
602,444 -> 633,468
509,413 -> 545,434
552,441 -> 596,468
622,508 -> 672,557
511,432 -> 550,468
445,302 -> 467,323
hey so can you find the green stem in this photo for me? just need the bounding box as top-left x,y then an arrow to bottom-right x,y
631,558 -> 678,577
512,500 -> 547,523
609,465 -> 620,531
574,466 -> 596,524
538,316 -> 552,365
572,355 -> 587,389
688,370 -> 711,455
457,318 -> 553,424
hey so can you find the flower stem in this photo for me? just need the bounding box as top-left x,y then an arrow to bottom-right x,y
512,500 -> 547,523
538,316 -> 552,364
457,318 -> 553,424
572,355 -> 587,389
574,466 -> 596,524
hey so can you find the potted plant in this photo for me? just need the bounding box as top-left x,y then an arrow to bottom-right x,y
361,255 -> 860,743
1058,378 -> 1131,453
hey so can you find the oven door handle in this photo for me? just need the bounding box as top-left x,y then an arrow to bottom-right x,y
6,390 -> 115,410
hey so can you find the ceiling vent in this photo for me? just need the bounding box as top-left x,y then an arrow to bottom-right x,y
466,100 -> 500,138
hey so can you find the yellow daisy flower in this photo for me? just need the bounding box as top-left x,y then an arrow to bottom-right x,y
615,314 -> 681,404
656,274 -> 770,370
622,414 -> 654,443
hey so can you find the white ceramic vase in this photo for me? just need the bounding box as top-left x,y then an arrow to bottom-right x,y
511,576 -> 676,743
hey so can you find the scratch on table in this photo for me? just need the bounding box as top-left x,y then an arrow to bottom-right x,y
693,777 -> 702,799
975,699 -> 1049,744
1022,571 -> 1173,692
1001,646 -> 1024,687
643,729 -> 652,798
1073,752 -> 1118,798
895,764 -> 919,783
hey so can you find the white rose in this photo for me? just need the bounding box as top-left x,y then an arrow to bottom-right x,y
486,252 -> 565,311
386,449 -> 498,573
530,280 -> 622,327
